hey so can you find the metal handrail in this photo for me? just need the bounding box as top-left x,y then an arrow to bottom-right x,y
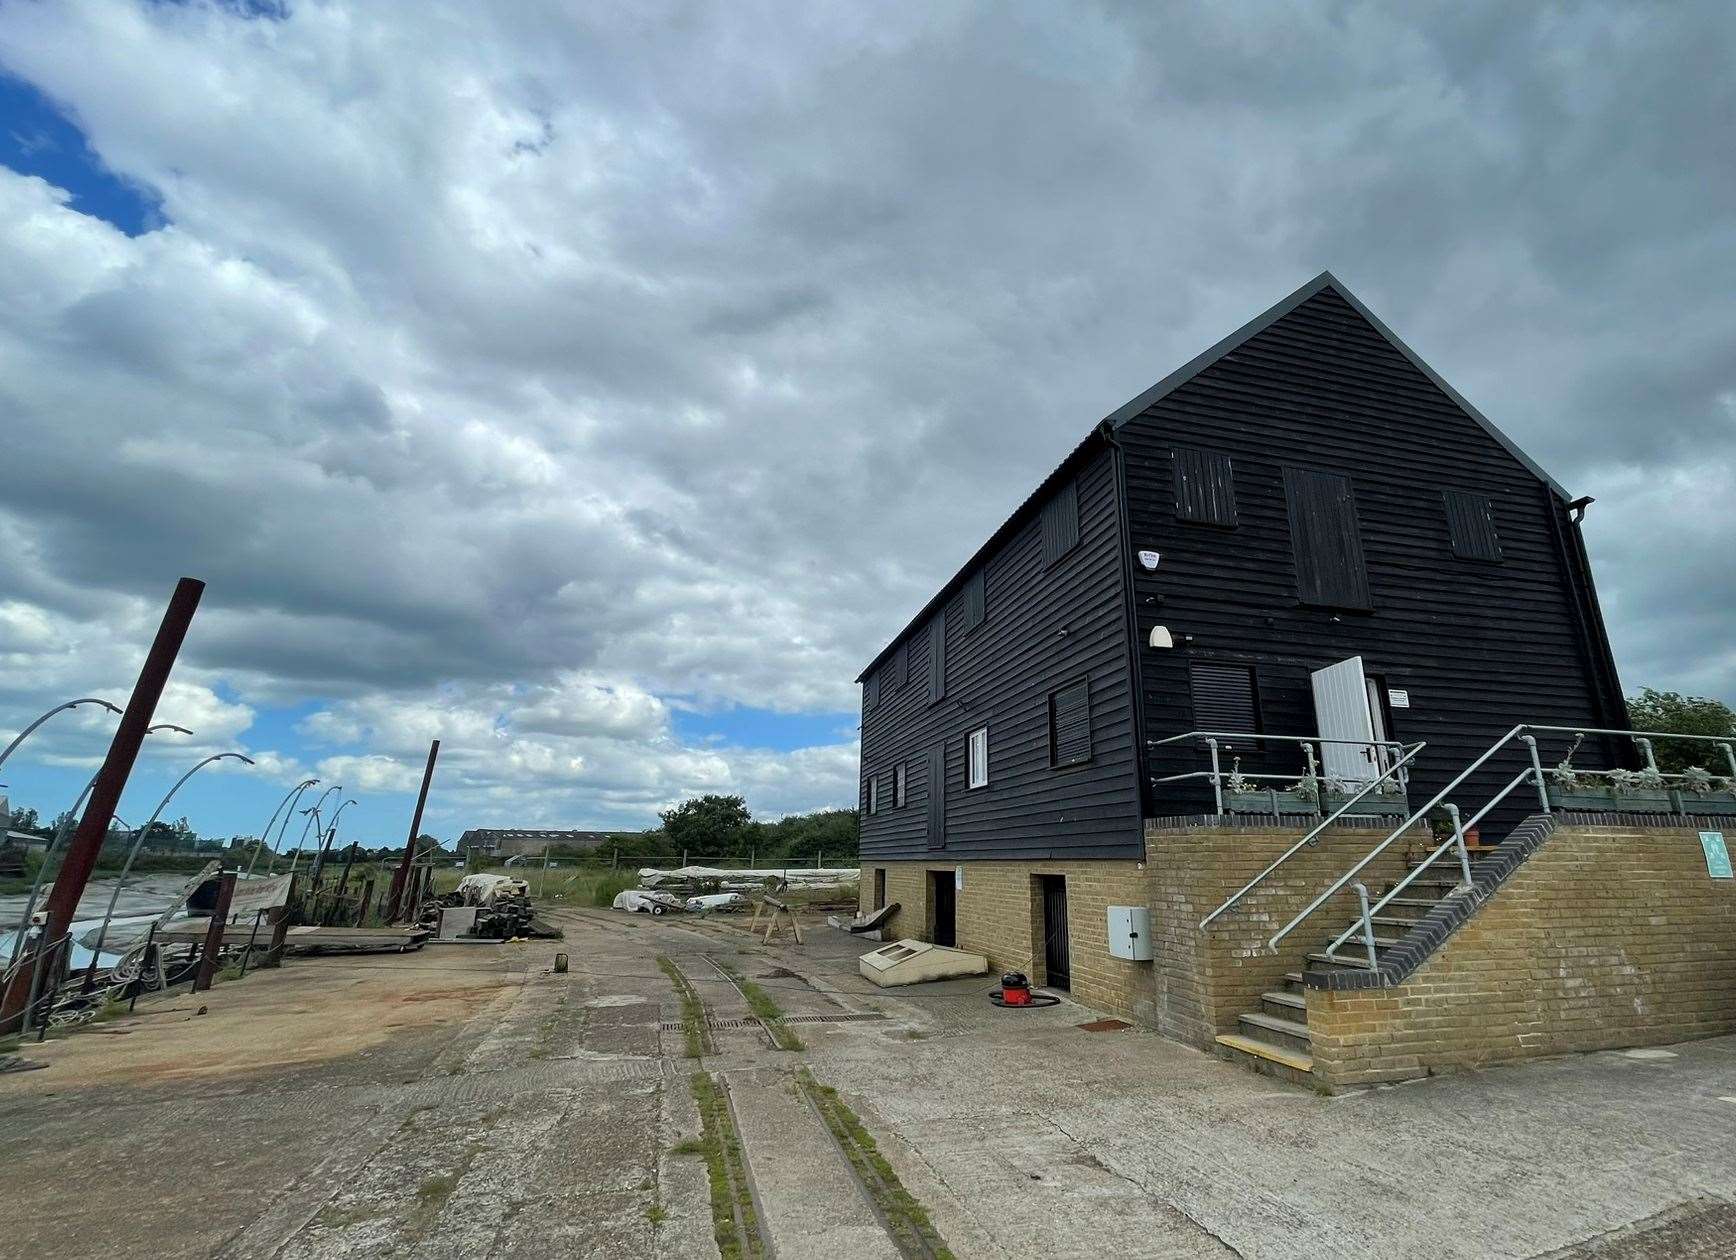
1271,722 -> 1736,956
1198,740 -> 1428,930
1148,730 -> 1411,813
1321,767 -> 1533,960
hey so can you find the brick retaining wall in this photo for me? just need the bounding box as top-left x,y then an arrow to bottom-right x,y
1307,818 -> 1736,1087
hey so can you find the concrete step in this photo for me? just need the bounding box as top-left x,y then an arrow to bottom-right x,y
1260,989 -> 1306,1020
1306,951 -> 1376,971
1237,1010 -> 1311,1054
1213,1032 -> 1314,1086
1384,897 -> 1445,912
1333,930 -> 1405,950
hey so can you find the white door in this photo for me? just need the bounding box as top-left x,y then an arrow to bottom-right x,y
1311,657 -> 1377,785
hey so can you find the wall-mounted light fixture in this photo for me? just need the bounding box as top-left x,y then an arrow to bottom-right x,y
1148,625 -> 1175,649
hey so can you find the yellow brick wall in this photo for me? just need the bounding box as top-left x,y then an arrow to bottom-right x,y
859,858 -> 1154,1021
1308,822 -> 1736,1089
1144,820 -> 1419,1045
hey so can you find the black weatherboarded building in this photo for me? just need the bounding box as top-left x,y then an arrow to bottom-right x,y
854,272 -> 1625,989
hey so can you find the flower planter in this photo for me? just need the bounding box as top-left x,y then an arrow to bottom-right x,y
1324,791 -> 1410,819
1224,789 -> 1319,817
1547,785 -> 1676,814
1676,791 -> 1736,817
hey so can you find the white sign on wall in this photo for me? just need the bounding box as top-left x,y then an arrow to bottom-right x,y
955,865 -> 964,891
1388,689 -> 1411,709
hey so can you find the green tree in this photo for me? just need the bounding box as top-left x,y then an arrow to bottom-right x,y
658,794 -> 753,859
1626,688 -> 1736,773
6,806 -> 43,835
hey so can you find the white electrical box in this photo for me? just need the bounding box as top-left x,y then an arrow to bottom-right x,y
1107,906 -> 1152,961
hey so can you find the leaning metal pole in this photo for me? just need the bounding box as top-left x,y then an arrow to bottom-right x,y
248,778 -> 319,876
264,780 -> 318,875
7,723 -> 194,968
0,697 -> 121,775
390,739 -> 441,921
82,751 -> 256,970
309,799 -> 355,885
1,577 -> 204,1031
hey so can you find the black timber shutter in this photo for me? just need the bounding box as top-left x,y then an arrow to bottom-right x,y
1042,479 -> 1080,565
1173,448 -> 1237,527
864,671 -> 879,711
1283,467 -> 1371,610
926,743 -> 945,848
1443,490 -> 1502,562
965,570 -> 986,630
928,613 -> 947,704
894,641 -> 909,688
1189,663 -> 1260,735
1049,678 -> 1092,767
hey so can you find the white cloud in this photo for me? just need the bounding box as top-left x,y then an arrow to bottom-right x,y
0,1 -> 1732,833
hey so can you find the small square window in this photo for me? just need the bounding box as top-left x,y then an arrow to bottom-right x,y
894,762 -> 908,808
967,727 -> 989,789
1173,448 -> 1238,527
1443,489 -> 1502,562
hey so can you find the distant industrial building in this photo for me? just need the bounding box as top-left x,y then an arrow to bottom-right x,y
458,828 -> 637,859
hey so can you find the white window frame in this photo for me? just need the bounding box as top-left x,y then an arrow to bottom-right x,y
967,726 -> 989,789
868,774 -> 880,815
893,762 -> 907,808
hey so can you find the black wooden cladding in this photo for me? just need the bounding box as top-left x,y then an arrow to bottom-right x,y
1124,285 -> 1616,836
860,277 -> 1621,857
1174,447 -> 1238,527
894,642 -> 909,687
1283,467 -> 1372,610
1042,479 -> 1080,565
1049,679 -> 1093,767
1444,489 -> 1502,562
859,448 -> 1141,863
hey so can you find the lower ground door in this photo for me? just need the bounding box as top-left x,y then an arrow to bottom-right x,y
930,870 -> 956,947
1040,875 -> 1070,990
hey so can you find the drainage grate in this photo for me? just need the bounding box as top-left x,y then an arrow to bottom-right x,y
777,1013 -> 889,1025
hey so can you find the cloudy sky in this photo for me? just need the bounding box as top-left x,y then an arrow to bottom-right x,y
1,1 -> 1732,847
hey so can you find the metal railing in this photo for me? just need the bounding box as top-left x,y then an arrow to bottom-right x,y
1148,730 -> 1412,815
1198,739 -> 1428,930
1270,724 -> 1736,962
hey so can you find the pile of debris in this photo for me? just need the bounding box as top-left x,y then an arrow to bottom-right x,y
417,872 -> 563,941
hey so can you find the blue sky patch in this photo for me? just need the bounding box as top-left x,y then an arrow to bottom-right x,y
0,72 -> 161,235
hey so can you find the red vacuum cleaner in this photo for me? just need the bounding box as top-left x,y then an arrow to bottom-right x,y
990,971 -> 1059,1009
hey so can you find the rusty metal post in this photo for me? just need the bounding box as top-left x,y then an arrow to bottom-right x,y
263,874 -> 297,967
192,871 -> 237,993
1,577 -> 204,1030
389,739 -> 441,921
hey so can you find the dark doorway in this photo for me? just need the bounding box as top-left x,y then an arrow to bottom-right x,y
874,868 -> 887,910
1040,875 -> 1070,990
929,870 -> 956,947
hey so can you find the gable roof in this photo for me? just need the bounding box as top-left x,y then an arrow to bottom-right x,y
1101,270 -> 1571,501
855,271 -> 1571,683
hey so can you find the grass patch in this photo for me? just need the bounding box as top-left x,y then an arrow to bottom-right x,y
590,870 -> 639,907
670,1137 -> 705,1156
690,1071 -> 764,1260
718,963 -> 804,1051
657,956 -> 710,1058
797,1068 -> 954,1260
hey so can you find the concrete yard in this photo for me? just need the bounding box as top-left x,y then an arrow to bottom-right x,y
3,908 -> 1733,1259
